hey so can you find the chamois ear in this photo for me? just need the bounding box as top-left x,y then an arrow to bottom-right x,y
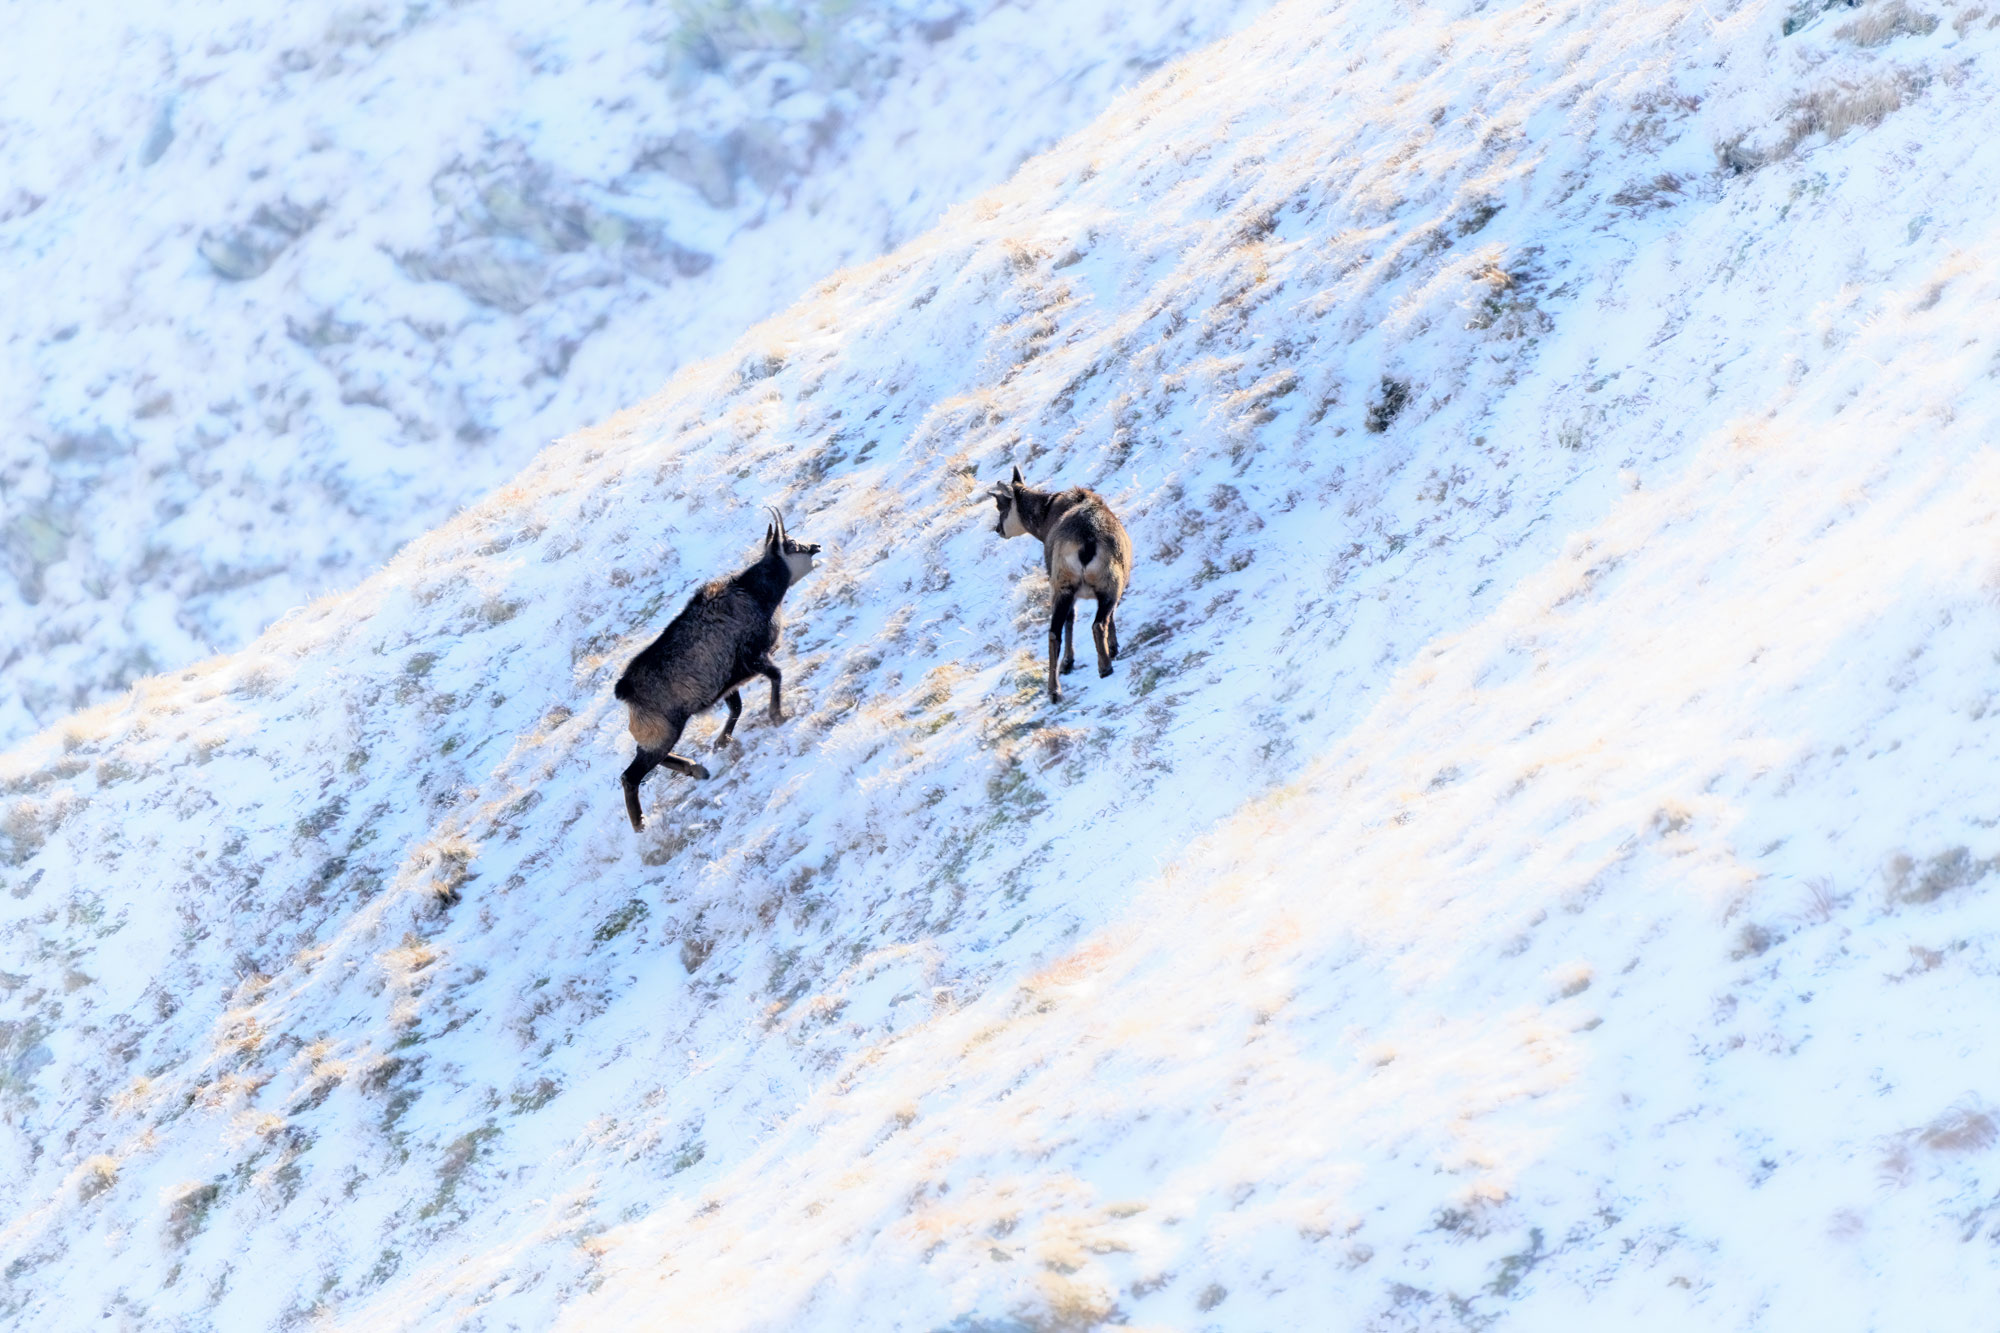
1010,464 -> 1025,486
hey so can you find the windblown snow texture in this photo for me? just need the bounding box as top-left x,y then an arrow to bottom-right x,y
7,0 -> 2000,1328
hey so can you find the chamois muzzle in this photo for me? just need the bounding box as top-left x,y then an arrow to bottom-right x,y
986,482 -> 1017,537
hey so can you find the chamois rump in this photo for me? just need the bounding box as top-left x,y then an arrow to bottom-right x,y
614,510 -> 821,832
986,464 -> 1132,704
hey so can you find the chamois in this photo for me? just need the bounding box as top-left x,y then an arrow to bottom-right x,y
614,509 -> 821,832
986,464 -> 1132,704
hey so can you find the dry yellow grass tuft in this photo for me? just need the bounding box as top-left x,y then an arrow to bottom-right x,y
1781,75 -> 1916,155
1835,0 -> 1939,46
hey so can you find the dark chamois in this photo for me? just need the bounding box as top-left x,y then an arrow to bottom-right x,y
614,509 -> 821,831
986,464 -> 1133,704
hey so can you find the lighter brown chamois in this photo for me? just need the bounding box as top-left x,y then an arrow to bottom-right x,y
985,464 -> 1132,704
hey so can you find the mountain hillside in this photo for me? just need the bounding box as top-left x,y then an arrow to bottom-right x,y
0,0 -> 1274,745
7,0 -> 2000,1327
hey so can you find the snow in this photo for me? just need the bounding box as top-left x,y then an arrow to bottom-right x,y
0,0 -> 1276,747
6,0 -> 2000,1328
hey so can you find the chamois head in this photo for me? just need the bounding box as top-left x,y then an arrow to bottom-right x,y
986,464 -> 1033,539
764,508 -> 821,584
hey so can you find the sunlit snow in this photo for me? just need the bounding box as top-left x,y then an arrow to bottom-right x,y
5,0 -> 2000,1328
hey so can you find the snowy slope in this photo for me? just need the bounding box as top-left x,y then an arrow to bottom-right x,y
0,0 -> 1274,747
7,0 -> 2000,1327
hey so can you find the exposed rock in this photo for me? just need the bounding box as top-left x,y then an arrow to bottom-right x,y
138,99 -> 175,167
198,200 -> 316,281
615,217 -> 715,281
3,509 -> 69,605
404,236 -> 550,313
426,154 -> 716,301
0,189 -> 43,224
638,130 -> 739,208
913,1 -> 968,42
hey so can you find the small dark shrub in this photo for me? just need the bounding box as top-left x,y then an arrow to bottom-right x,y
1365,377 -> 1411,433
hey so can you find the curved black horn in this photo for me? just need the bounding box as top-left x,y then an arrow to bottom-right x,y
1010,463 -> 1025,486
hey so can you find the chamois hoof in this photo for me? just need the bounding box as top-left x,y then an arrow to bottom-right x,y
1098,663 -> 1113,678
712,734 -> 735,751
690,763 -> 712,780
1060,661 -> 1079,675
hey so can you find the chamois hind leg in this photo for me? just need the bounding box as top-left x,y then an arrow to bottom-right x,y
1047,588 -> 1077,703
1105,602 -> 1120,661
755,659 -> 784,721
624,714 -> 709,830
621,750 -> 662,832
715,690 -> 743,748
1092,600 -> 1115,677
1059,597 -> 1079,674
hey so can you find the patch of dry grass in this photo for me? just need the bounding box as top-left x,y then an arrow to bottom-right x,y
76,1156 -> 117,1203
1835,1 -> 1939,47
1781,74 -> 1918,155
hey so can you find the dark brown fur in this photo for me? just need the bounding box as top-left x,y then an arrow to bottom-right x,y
614,513 -> 820,831
987,464 -> 1132,703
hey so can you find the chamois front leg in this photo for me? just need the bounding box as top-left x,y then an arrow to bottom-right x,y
716,689 -> 743,748
1047,589 -> 1076,703
755,659 -> 784,721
